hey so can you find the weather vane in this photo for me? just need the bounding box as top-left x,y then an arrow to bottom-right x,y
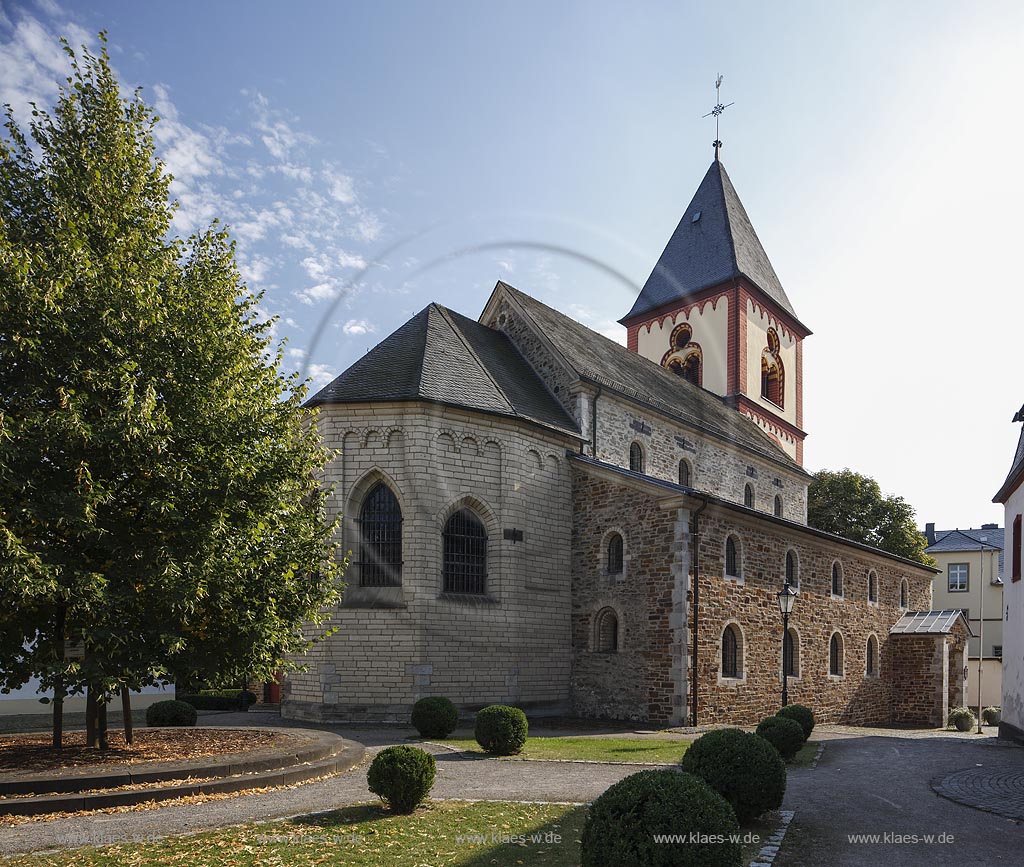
702,74 -> 734,160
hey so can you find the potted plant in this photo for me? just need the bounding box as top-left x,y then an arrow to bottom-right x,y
982,706 -> 1001,725
947,707 -> 976,732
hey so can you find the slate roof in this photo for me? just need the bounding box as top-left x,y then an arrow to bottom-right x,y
993,406 -> 1024,503
889,609 -> 974,636
621,160 -> 804,328
307,303 -> 580,437
500,283 -> 806,474
925,528 -> 1004,578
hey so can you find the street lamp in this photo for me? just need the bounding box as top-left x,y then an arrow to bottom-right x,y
777,580 -> 798,709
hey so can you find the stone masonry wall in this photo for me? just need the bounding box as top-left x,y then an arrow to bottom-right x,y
570,468 -> 937,726
890,635 -> 946,726
283,401 -> 577,722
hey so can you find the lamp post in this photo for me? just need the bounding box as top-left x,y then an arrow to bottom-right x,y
778,580 -> 798,709
976,539 -> 991,734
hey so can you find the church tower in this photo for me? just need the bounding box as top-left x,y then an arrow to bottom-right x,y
620,159 -> 811,464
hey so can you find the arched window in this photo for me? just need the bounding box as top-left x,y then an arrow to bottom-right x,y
866,635 -> 879,676
725,535 -> 741,579
679,459 -> 691,487
829,632 -> 844,677
606,533 -> 624,575
868,571 -> 878,603
785,550 -> 799,590
629,441 -> 644,473
443,508 -> 487,594
899,578 -> 909,609
784,628 -> 799,677
774,495 -> 783,517
662,324 -> 703,386
831,561 -> 844,597
596,608 -> 619,653
744,484 -> 754,508
358,483 -> 403,587
721,624 -> 742,678
761,328 -> 785,408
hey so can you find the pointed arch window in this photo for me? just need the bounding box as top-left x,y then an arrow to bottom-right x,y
629,441 -> 645,473
357,483 -> 403,587
744,484 -> 754,509
443,508 -> 488,594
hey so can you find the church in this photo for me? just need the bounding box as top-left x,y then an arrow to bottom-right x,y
282,157 -> 969,728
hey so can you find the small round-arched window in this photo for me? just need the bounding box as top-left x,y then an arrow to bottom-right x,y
606,533 -> 623,575
831,561 -> 844,597
721,623 -> 743,678
774,495 -> 783,517
866,634 -> 879,677
629,441 -> 644,473
596,608 -> 619,653
679,459 -> 691,487
868,571 -> 878,603
744,484 -> 754,508
900,578 -> 909,609
829,632 -> 845,676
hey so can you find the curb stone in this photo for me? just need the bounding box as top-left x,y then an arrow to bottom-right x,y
750,810 -> 794,867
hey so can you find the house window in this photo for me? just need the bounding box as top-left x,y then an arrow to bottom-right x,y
595,608 -> 619,653
679,459 -> 691,487
629,441 -> 644,473
994,644 -> 1003,658
774,495 -> 783,517
948,563 -> 969,592
866,635 -> 879,676
725,536 -> 741,579
744,484 -> 754,508
606,533 -> 624,575
443,508 -> 487,594
783,628 -> 799,677
1013,515 -> 1021,582
868,571 -> 878,603
831,561 -> 843,597
785,550 -> 799,589
829,632 -> 844,677
357,483 -> 403,587
900,578 -> 909,609
722,624 -> 742,678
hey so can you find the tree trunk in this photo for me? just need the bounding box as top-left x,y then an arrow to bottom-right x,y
85,686 -> 97,748
121,687 -> 133,746
97,696 -> 109,750
53,606 -> 66,750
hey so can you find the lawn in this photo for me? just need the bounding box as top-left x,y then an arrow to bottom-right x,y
4,801 -> 588,867
431,735 -> 691,763
790,739 -> 820,767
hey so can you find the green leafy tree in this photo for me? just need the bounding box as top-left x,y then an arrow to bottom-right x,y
0,36 -> 342,747
807,469 -> 933,565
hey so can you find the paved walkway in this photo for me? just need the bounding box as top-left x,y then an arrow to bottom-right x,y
931,766 -> 1024,820
778,733 -> 1024,867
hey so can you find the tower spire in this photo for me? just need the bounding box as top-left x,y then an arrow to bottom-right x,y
703,74 -> 734,161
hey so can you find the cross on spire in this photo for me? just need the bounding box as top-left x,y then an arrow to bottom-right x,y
702,74 -> 734,161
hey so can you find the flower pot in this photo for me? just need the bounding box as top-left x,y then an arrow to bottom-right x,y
954,716 -> 974,731
982,709 -> 1001,725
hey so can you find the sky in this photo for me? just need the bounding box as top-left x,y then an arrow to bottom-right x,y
1,0 -> 1022,531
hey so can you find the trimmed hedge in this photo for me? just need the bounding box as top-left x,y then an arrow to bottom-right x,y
474,705 -> 528,755
776,704 -> 815,740
179,690 -> 257,711
367,745 -> 436,813
411,697 -> 459,738
756,716 -> 805,761
581,769 -> 741,867
146,699 -> 198,727
680,728 -> 786,822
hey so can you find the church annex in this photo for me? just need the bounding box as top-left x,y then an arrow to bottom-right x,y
283,158 -> 966,728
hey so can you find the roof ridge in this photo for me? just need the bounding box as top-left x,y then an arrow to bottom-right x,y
433,305 -> 516,416
715,162 -> 741,276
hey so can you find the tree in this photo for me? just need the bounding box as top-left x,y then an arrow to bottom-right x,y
0,36 -> 342,748
807,469 -> 933,565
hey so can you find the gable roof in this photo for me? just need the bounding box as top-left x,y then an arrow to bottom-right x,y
889,609 -> 974,636
993,407 -> 1024,503
497,283 -> 806,475
306,303 -> 580,438
621,160 -> 804,329
925,528 -> 1004,578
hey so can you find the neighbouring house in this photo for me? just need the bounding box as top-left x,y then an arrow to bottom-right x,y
924,523 -> 1005,708
993,406 -> 1024,744
283,156 -> 964,728
0,678 -> 173,716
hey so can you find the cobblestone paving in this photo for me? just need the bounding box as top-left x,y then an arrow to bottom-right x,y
931,766 -> 1024,820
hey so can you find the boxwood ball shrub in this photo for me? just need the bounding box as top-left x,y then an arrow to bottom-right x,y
756,716 -> 805,761
947,707 -> 976,731
776,704 -> 815,741
582,769 -> 741,867
411,696 -> 459,738
145,699 -> 198,727
367,745 -> 436,813
680,728 -> 786,822
474,704 -> 528,755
